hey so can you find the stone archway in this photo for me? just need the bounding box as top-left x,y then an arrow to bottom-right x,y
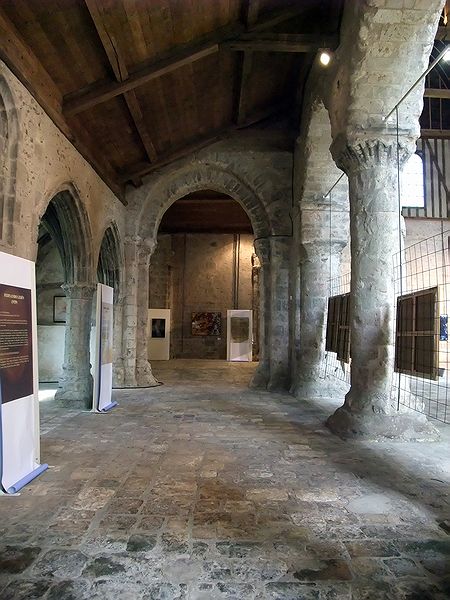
38,184 -> 95,407
0,74 -> 19,249
137,162 -> 272,241
123,161 -> 291,391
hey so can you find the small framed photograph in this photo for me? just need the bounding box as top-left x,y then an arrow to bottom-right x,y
53,295 -> 67,323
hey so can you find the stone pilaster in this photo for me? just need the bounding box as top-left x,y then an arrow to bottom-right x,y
327,138 -> 438,440
267,236 -> 291,392
54,282 -> 96,408
250,238 -> 271,389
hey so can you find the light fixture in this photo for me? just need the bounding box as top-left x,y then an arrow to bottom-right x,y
443,47 -> 450,62
319,51 -> 331,66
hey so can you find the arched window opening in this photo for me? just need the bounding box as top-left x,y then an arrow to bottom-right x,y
401,153 -> 425,209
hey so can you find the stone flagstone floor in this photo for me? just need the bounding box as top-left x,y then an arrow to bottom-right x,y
0,359 -> 449,599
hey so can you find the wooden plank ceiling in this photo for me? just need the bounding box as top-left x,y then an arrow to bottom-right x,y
159,190 -> 253,234
0,0 -> 342,203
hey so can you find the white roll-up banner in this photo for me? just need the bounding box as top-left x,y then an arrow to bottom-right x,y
93,284 -> 117,412
0,251 -> 47,494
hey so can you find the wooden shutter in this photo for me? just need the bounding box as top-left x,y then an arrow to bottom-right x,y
395,287 -> 438,379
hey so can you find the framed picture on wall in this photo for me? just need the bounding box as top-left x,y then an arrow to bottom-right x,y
191,312 -> 221,336
53,295 -> 67,323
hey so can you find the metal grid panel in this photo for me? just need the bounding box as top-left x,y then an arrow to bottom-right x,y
392,230 -> 450,423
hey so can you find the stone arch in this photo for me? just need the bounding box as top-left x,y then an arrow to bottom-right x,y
136,162 -> 273,242
0,74 -> 19,247
97,221 -> 124,304
39,183 -> 94,284
295,83 -> 347,208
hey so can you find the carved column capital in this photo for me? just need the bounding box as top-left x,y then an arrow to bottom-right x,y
331,135 -> 414,175
61,282 -> 96,299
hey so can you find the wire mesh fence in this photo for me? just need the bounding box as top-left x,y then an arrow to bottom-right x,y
320,271 -> 351,385
392,230 -> 450,423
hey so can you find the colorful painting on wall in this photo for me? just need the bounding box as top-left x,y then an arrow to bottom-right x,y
191,312 -> 221,336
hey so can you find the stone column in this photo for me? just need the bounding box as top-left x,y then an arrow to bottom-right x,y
122,236 -> 158,387
250,238 -> 271,389
112,297 -> 125,387
135,240 -> 159,386
327,138 -> 438,440
54,282 -> 95,408
294,202 -> 348,398
267,236 -> 291,392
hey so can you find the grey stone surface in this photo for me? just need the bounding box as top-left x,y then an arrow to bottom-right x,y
1,361 -> 449,599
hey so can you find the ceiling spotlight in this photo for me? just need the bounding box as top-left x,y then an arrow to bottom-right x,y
319,51 -> 331,66
443,47 -> 450,62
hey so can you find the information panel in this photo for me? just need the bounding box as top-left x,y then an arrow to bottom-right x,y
0,251 -> 47,493
93,284 -> 116,412
148,309 -> 171,360
227,309 -> 253,362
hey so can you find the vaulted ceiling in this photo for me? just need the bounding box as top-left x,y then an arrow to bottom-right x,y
0,0 -> 342,203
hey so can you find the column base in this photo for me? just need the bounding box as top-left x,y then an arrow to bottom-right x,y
135,359 -> 160,387
292,376 -> 349,400
54,378 -> 93,410
112,360 -> 125,388
249,361 -> 270,390
326,405 -> 440,442
267,368 -> 290,393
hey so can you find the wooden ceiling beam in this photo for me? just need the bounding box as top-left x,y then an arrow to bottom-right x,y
424,88 -> 450,99
226,34 -> 338,53
84,0 -> 158,163
64,41 -> 224,116
121,99 -> 290,184
421,129 -> 450,139
234,0 -> 260,126
0,6 -> 125,204
63,12 -> 331,117
0,8 -> 67,135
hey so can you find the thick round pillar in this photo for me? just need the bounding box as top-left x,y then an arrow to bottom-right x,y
327,139 -> 438,440
267,236 -> 291,392
250,238 -> 271,389
54,283 -> 95,408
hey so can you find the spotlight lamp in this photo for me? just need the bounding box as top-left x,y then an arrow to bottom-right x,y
319,51 -> 332,66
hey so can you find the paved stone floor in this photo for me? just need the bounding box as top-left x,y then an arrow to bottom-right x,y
1,359 -> 450,600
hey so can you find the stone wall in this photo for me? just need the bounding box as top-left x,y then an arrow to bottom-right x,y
0,60 -> 125,265
149,232 -> 254,360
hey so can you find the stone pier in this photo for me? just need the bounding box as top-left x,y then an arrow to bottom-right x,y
267,236 -> 291,392
250,238 -> 271,390
54,283 -> 95,408
294,200 -> 348,399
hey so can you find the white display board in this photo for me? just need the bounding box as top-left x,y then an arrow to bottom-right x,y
227,309 -> 253,362
0,251 -> 47,493
93,284 -> 116,412
148,309 -> 171,361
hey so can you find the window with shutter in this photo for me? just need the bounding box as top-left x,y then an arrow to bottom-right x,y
325,293 -> 351,363
395,287 -> 439,379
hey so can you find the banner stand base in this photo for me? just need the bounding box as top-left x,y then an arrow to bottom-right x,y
101,401 -> 118,412
4,463 -> 48,494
